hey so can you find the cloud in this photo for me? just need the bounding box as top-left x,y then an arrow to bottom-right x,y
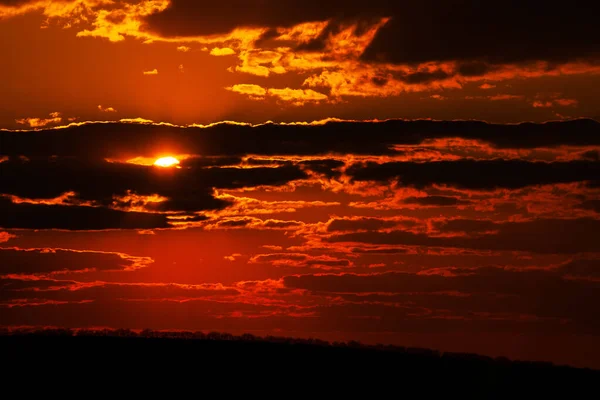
224,253 -> 243,261
347,159 -> 600,190
267,88 -> 327,104
3,0 -> 599,103
0,197 -> 172,230
328,218 -> 600,254
430,94 -> 446,101
326,217 -> 415,232
141,2 -> 600,99
0,247 -> 153,275
0,232 -> 15,243
15,112 -> 62,128
210,47 -> 235,56
227,85 -> 328,104
402,196 -> 472,207
143,69 -> 159,75
557,259 -> 600,281
487,94 -> 524,101
250,253 -> 353,269
282,266 -> 600,331
97,105 -> 117,113
204,217 -> 304,231
1,120 -> 599,231
580,150 -> 599,161
577,200 -> 600,214
227,84 -> 267,98
0,158 -> 306,215
177,45 -> 191,52
3,120 -> 599,160
1,278 -> 239,305
359,2 -> 600,65
533,99 -> 579,108
137,0 -> 599,70
208,193 -> 339,217
142,1 -> 368,37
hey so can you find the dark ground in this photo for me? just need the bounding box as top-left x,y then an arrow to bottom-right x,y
2,329 -> 598,395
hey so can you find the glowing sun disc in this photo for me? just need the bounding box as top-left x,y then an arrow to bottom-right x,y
154,157 -> 180,168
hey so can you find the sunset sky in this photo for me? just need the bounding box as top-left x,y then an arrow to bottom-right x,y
1,0 -> 599,368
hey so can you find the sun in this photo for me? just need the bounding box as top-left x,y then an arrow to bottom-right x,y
154,156 -> 180,168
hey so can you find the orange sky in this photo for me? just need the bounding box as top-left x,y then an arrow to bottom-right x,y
1,0 -> 599,369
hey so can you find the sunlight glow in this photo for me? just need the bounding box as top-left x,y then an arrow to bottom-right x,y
154,156 -> 180,168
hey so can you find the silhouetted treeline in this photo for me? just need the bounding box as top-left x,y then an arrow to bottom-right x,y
1,328 -> 597,394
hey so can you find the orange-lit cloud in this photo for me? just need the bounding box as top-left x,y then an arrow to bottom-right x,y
267,88 -> 328,104
3,191 -> 89,207
0,231 -> 15,243
488,94 -> 525,101
249,253 -> 353,269
15,112 -> 62,128
143,68 -> 158,75
97,105 -> 117,112
202,217 -> 305,231
111,191 -> 169,213
227,84 -> 328,104
209,193 -> 340,217
226,84 -> 267,98
0,246 -> 153,276
210,47 -> 235,56
533,98 -> 579,108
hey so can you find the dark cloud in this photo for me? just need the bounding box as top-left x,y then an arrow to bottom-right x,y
262,220 -> 303,229
329,218 -> 600,254
298,160 -> 345,178
0,158 -> 305,213
456,62 -> 493,77
283,268 -> 595,297
3,120 -> 599,160
327,217 -> 409,232
142,1 -> 599,66
360,1 -> 600,65
395,70 -> 452,85
558,259 -> 600,280
0,247 -> 149,275
577,200 -> 600,213
142,1 -> 384,37
347,160 -> 600,189
180,156 -> 243,168
215,218 -> 255,228
0,278 -> 75,293
0,198 -> 171,230
351,248 -> 409,254
432,219 -> 499,234
403,196 -> 472,207
581,150 -> 599,161
0,279 -> 239,304
283,267 -> 600,331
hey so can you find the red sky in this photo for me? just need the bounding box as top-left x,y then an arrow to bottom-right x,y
1,0 -> 599,369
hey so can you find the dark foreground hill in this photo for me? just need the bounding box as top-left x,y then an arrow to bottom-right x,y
2,329 -> 598,395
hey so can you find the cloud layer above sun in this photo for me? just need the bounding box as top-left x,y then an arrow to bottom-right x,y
0,0 -> 599,127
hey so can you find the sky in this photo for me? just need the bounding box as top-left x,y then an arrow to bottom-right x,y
1,0 -> 599,368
